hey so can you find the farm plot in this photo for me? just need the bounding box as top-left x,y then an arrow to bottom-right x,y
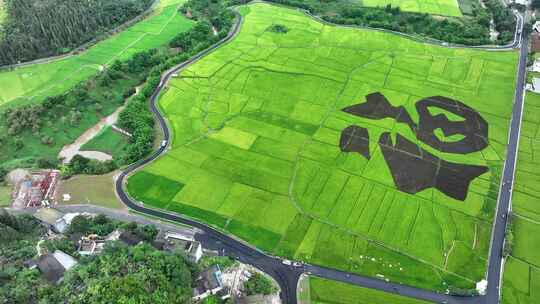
306,276 -> 430,304
362,0 -> 462,17
127,3 -> 518,291
502,92 -> 540,304
0,0 -> 192,108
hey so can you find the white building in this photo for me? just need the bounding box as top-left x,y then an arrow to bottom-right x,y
529,59 -> 540,73
526,77 -> 540,93
164,232 -> 203,263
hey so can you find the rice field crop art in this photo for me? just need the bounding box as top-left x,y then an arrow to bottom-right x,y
126,3 -> 518,291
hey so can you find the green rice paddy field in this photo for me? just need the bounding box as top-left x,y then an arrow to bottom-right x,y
502,92 -> 540,304
0,0 -> 193,108
127,3 -> 518,290
306,276 -> 429,304
361,0 -> 462,17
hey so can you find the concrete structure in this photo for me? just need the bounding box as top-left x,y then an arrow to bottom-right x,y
529,58 -> 540,72
12,170 -> 60,208
33,208 -> 67,233
33,209 -> 87,233
77,230 -> 122,255
193,265 -> 224,301
162,232 -> 203,263
534,21 -> 540,33
526,77 -> 540,93
37,250 -> 78,284
514,0 -> 529,5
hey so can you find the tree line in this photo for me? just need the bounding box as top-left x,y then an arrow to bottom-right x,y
262,0 -> 516,45
0,0 -> 153,65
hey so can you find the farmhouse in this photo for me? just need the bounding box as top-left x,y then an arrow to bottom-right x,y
37,250 -> 78,284
33,208 -> 67,233
157,232 -> 203,263
33,209 -> 86,233
192,265 -> 225,301
77,229 -> 122,255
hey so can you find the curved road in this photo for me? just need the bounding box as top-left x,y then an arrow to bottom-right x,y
115,6 -> 527,304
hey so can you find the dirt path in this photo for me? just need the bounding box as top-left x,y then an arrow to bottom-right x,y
58,105 -> 124,163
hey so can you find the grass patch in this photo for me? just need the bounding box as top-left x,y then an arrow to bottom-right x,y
80,126 -> 129,159
56,170 -> 123,209
0,185 -> 11,206
309,276 -> 432,304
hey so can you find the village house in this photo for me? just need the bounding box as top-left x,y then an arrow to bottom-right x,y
163,233 -> 203,263
192,265 -> 225,301
77,229 -> 122,255
33,209 -> 86,233
36,250 -> 78,284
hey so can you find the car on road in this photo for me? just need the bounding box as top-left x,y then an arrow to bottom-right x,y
282,259 -> 292,266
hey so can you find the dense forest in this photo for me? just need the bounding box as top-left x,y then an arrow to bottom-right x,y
0,0 -> 153,65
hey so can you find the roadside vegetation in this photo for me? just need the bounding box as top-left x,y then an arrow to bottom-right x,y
0,0 -> 153,65
127,2 -> 517,292
244,272 -> 278,295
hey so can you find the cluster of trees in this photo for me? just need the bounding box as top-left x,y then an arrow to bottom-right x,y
0,210 -> 44,302
244,272 -> 278,296
268,24 -> 289,33
68,214 -> 158,242
180,0 -> 235,35
0,210 -> 197,303
503,212 -> 515,257
265,0 -> 515,45
43,243 -> 195,304
484,0 -> 516,42
0,0 -> 153,65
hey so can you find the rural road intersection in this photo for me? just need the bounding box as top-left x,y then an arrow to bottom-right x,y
113,8 -> 528,304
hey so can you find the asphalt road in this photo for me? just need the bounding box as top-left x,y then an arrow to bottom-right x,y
483,33 -> 529,304
113,7 -> 528,304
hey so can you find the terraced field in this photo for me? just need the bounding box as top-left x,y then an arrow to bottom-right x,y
502,92 -> 540,304
362,0 -> 462,17
127,3 -> 518,290
0,0 -> 193,108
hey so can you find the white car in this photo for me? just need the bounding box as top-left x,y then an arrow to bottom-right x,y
161,140 -> 167,147
282,259 -> 292,266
